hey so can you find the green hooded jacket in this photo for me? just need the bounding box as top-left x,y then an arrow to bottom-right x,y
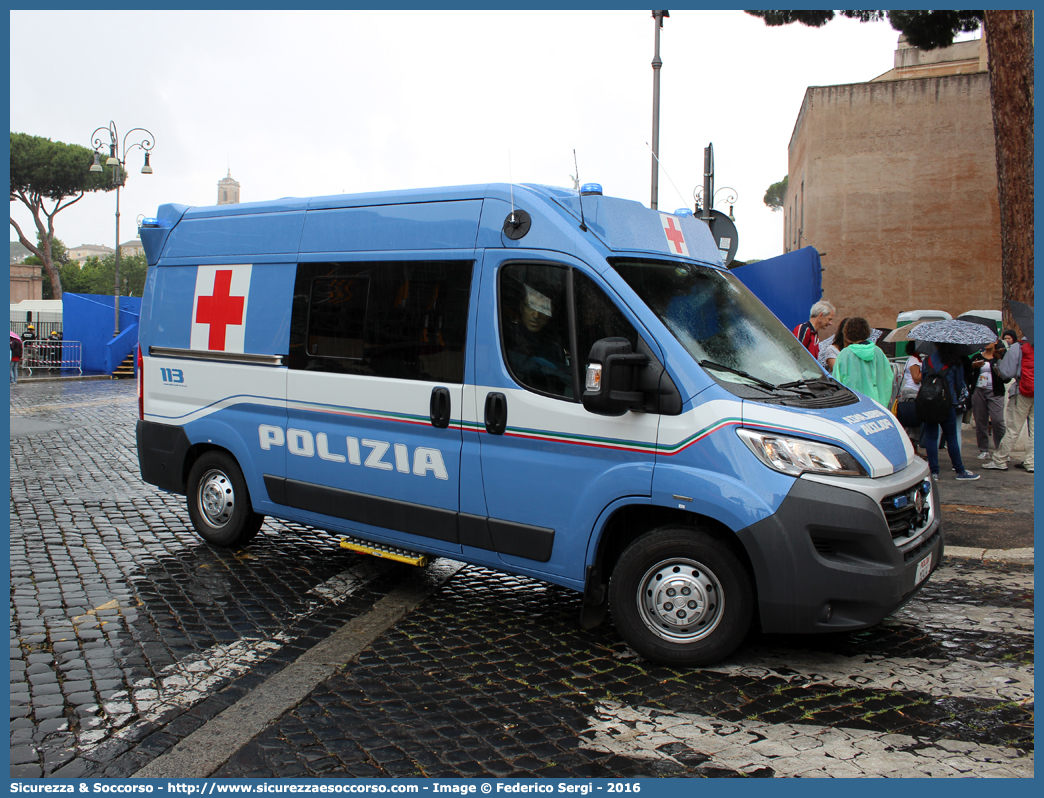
832,341 -> 894,407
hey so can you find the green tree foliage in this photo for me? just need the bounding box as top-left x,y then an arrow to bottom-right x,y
744,10 -> 981,45
763,175 -> 788,212
61,252 -> 149,299
10,132 -> 123,299
31,236 -> 148,300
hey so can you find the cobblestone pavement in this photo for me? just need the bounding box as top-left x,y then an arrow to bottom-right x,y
9,380 -> 1035,778
10,381 -> 402,777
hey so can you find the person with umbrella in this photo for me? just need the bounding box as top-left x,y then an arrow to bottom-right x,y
912,319 -> 998,481
984,302 -> 1034,473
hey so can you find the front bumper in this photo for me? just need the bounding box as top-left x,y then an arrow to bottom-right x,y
737,460 -> 942,634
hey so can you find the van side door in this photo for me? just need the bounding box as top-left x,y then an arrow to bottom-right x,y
276,258 -> 473,554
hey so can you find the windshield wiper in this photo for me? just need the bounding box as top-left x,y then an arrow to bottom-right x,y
777,376 -> 837,392
699,360 -> 779,392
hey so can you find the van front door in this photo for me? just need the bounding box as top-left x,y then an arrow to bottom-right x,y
277,258 -> 474,555
470,252 -> 661,586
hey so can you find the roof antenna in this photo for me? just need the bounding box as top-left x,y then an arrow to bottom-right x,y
509,150 -> 514,215
573,149 -> 588,232
502,150 -> 532,240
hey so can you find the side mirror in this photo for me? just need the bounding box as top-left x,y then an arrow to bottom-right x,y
582,338 -> 649,416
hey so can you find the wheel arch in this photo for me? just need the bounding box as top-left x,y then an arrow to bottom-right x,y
581,501 -> 758,630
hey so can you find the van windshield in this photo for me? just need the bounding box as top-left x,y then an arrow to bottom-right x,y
611,259 -> 826,391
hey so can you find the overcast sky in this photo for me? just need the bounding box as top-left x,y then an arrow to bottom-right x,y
11,10 -> 927,262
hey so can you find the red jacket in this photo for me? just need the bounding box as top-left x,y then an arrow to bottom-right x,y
792,321 -> 819,359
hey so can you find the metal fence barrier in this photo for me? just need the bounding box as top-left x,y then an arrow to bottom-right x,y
21,341 -> 83,376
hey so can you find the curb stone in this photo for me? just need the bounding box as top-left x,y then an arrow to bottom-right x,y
945,545 -> 1034,565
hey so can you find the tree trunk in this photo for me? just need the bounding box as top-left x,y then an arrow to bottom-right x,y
984,10 -> 1034,331
10,195 -> 64,300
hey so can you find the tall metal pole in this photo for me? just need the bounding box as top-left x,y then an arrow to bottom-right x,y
113,178 -> 121,337
702,143 -> 714,223
650,11 -> 668,210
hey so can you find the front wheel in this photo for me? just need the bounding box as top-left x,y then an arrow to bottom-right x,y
609,527 -> 753,666
186,451 -> 264,547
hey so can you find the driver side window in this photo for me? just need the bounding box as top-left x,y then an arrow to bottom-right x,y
498,264 -> 639,401
500,263 -> 573,399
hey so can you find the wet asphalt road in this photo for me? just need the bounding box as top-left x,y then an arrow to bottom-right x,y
8,378 -> 1035,778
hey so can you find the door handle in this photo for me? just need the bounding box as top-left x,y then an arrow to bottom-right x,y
484,392 -> 507,435
430,386 -> 451,429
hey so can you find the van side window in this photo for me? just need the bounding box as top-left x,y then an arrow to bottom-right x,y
289,260 -> 472,383
500,263 -> 574,399
574,270 -> 638,366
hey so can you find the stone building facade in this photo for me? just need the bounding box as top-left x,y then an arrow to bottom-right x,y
67,244 -> 115,263
10,262 -> 42,303
785,36 -> 1001,329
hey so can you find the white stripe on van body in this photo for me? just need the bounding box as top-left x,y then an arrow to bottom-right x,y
144,356 -> 907,481
287,373 -> 449,429
465,384 -> 660,451
142,356 -> 287,426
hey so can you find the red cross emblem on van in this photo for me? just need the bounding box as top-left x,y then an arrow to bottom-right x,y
191,265 -> 252,352
660,213 -> 689,257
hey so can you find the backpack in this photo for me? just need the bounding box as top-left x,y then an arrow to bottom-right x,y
1018,343 -> 1034,397
10,338 -> 22,359
915,361 -> 952,423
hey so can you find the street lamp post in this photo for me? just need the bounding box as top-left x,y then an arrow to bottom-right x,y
90,122 -> 155,337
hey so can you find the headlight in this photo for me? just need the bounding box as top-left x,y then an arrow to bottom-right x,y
737,428 -> 866,477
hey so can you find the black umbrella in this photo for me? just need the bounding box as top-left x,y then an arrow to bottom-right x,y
958,313 -> 1000,338
1009,301 -> 1034,346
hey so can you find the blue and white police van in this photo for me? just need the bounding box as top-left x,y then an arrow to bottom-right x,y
135,182 -> 941,666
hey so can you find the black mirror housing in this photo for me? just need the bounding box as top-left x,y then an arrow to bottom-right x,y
582,337 -> 649,416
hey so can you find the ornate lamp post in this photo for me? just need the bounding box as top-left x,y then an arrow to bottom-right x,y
89,122 -> 155,337
693,186 -> 739,222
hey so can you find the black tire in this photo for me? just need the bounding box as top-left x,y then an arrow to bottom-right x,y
186,451 -> 264,547
609,526 -> 753,667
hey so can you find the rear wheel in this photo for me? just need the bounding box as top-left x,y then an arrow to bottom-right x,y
609,526 -> 753,666
186,451 -> 264,547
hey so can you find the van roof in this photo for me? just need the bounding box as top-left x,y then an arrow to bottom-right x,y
142,183 -> 726,268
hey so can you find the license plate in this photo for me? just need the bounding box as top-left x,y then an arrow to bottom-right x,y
915,553 -> 933,585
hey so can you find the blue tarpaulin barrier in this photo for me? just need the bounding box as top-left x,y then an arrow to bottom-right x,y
62,293 -> 141,375
730,246 -> 823,331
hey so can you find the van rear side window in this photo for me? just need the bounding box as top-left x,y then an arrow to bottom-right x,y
289,260 -> 473,383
